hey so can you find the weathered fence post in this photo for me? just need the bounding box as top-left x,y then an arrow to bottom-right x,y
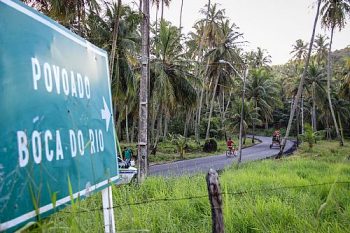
206,169 -> 224,233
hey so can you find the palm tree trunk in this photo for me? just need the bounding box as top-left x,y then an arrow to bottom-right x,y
161,0 -> 164,21
252,99 -> 257,144
160,114 -> 164,139
326,117 -> 330,140
179,0 -> 184,31
216,91 -> 224,134
221,90 -> 224,119
194,1 -> 211,142
183,110 -> 191,137
327,26 -> 343,146
252,117 -> 256,144
301,94 -> 304,134
109,0 -> 122,80
77,4 -> 82,36
337,112 -> 344,145
205,88 -> 210,107
155,6 -> 159,35
296,98 -> 300,146
225,90 -> 232,112
192,112 -> 196,133
278,0 -> 321,156
117,114 -> 123,141
220,90 -> 227,138
195,59 -> 210,141
131,116 -> 136,143
151,103 -> 159,142
113,97 -> 118,128
125,105 -> 130,143
206,73 -> 220,139
194,89 -> 203,141
312,82 -> 317,131
238,73 -> 247,163
163,113 -> 169,139
154,110 -> 163,146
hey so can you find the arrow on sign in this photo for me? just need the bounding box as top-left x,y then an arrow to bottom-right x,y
101,97 -> 111,132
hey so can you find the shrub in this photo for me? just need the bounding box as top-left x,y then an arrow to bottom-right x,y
185,139 -> 201,152
169,134 -> 187,159
203,138 -> 217,152
299,123 -> 325,150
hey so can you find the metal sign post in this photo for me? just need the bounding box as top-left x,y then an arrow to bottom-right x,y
0,0 -> 119,231
102,185 -> 116,233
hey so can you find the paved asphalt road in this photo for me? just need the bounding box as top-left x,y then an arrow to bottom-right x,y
149,136 -> 294,177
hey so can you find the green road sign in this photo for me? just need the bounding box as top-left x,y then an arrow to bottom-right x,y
0,0 -> 119,231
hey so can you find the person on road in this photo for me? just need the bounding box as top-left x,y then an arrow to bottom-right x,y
272,129 -> 281,142
123,147 -> 133,167
227,137 -> 235,153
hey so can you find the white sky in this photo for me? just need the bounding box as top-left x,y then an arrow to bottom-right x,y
125,0 -> 350,65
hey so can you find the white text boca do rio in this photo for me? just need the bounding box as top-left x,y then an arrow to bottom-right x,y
17,128 -> 104,167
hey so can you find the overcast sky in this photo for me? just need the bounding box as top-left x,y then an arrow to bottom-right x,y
125,0 -> 350,65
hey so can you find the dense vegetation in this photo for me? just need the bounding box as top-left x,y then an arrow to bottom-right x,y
31,140 -> 350,232
22,0 -> 350,155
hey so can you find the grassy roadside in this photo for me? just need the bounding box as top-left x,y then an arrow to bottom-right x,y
33,140 -> 350,232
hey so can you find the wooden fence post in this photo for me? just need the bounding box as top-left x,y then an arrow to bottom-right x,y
206,169 -> 224,233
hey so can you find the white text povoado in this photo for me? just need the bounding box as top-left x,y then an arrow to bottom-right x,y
31,57 -> 91,99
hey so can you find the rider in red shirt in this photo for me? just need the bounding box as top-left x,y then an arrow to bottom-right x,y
227,137 -> 234,152
272,129 -> 281,142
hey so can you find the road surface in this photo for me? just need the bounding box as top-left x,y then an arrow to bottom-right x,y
149,136 -> 294,177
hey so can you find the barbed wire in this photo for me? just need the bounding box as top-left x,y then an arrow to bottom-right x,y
61,181 -> 350,214
116,230 -> 150,232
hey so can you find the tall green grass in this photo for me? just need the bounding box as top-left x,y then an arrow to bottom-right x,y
36,141 -> 349,232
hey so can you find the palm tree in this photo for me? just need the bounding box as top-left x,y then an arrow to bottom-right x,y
340,57 -> 350,99
282,61 -> 306,139
290,39 -> 309,62
185,22 -> 206,59
305,60 -> 327,131
279,0 -> 322,156
204,19 -> 244,139
109,0 -> 122,79
151,21 -> 198,146
320,0 -> 350,146
190,2 -> 223,141
198,3 -> 226,48
332,95 -> 350,143
245,68 -> 279,143
317,93 -> 333,138
24,0 -> 99,35
290,39 -> 310,134
192,0 -> 211,142
228,100 -> 261,144
313,34 -> 329,65
247,47 -> 272,69
282,62 -> 303,99
87,4 -> 141,140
